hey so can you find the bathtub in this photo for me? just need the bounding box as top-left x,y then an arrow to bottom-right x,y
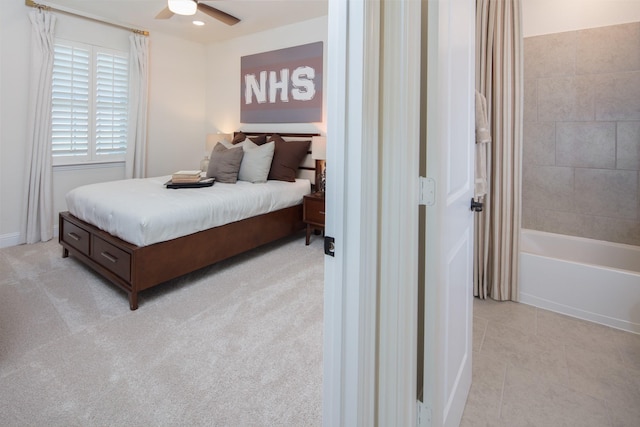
519,229 -> 640,334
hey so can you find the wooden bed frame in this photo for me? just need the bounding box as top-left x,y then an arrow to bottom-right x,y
58,132 -> 318,310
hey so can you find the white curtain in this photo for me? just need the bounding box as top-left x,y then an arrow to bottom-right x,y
474,0 -> 523,300
126,33 -> 149,179
20,9 -> 56,244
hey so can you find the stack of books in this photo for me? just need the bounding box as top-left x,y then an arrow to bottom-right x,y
171,170 -> 202,183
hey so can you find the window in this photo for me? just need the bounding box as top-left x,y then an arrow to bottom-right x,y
51,41 -> 129,165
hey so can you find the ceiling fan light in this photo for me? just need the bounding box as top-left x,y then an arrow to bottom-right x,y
168,0 -> 197,16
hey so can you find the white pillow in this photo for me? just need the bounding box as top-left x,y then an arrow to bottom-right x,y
238,140 -> 275,183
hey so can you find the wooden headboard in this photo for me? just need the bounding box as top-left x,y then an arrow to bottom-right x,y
234,132 -> 320,184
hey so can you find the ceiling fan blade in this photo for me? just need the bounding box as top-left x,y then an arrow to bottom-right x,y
155,7 -> 174,19
197,3 -> 241,26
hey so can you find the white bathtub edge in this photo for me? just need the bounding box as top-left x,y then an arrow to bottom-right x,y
519,292 -> 640,335
520,229 -> 640,273
520,249 -> 640,335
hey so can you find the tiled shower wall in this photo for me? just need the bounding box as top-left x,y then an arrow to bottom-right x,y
522,22 -> 640,246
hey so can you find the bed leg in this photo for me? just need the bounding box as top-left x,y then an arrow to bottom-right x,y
129,292 -> 139,311
62,247 -> 69,258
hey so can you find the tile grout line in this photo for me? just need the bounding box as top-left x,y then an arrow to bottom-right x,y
478,318 -> 488,352
602,396 -> 616,427
609,327 -> 629,369
497,362 -> 508,421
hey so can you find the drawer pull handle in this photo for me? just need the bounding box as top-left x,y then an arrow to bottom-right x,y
101,251 -> 118,263
67,232 -> 81,241
319,211 -> 325,215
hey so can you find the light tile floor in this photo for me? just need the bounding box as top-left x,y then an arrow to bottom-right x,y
461,298 -> 640,427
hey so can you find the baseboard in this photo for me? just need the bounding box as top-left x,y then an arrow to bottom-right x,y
0,225 -> 59,249
0,232 -> 21,248
519,292 -> 640,335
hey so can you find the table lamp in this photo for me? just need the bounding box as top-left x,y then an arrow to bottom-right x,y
312,136 -> 326,193
201,133 -> 230,172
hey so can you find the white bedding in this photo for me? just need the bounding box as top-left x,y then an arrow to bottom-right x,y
66,176 -> 311,247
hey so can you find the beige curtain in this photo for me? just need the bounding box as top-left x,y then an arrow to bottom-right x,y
20,9 -> 56,244
474,0 -> 523,300
125,33 -> 149,179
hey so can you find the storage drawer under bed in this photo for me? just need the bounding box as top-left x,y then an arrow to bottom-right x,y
61,220 -> 90,255
91,236 -> 131,281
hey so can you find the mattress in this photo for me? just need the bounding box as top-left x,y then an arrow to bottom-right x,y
66,176 -> 311,247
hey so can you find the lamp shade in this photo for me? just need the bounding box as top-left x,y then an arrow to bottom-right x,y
311,136 -> 326,160
168,0 -> 197,16
206,133 -> 231,153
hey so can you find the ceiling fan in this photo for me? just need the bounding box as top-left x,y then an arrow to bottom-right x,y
156,0 -> 241,26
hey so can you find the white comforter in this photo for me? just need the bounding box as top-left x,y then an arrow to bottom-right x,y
66,176 -> 311,247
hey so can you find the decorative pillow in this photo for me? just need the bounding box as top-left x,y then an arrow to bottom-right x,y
238,140 -> 275,183
206,142 -> 244,183
219,138 -> 236,149
267,134 -> 312,182
231,133 -> 246,144
231,132 -> 267,146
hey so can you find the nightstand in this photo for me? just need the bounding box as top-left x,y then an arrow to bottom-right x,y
303,192 -> 325,245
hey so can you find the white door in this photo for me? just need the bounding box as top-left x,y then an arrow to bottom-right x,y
421,0 -> 475,426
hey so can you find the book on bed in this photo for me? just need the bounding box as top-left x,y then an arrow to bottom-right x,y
165,177 -> 214,188
171,170 -> 202,183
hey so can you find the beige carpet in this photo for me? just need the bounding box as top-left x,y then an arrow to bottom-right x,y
0,232 -> 323,426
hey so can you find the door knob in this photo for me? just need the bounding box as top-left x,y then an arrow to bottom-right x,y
470,198 -> 483,212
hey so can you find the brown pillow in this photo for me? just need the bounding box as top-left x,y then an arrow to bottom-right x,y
231,132 -> 267,146
267,134 -> 311,182
206,142 -> 244,183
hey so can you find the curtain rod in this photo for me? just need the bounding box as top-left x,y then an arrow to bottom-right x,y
25,0 -> 150,36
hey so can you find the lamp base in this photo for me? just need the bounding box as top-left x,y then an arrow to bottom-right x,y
315,160 -> 326,193
200,156 -> 209,172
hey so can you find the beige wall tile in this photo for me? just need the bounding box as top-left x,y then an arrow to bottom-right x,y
522,166 -> 575,212
556,122 -> 616,168
522,208 -> 586,236
577,22 -> 640,75
585,210 -> 640,245
617,121 -> 640,170
523,23 -> 640,245
523,78 -> 537,121
574,168 -> 639,219
594,71 -> 640,121
524,32 -> 577,80
538,76 -> 594,122
523,121 -> 555,166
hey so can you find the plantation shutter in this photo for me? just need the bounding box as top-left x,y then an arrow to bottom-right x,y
51,41 -> 129,164
95,52 -> 128,156
51,44 -> 90,158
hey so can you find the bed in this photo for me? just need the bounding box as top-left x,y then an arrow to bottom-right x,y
58,132 -> 318,310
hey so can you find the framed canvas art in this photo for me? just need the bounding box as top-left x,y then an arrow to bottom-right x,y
241,42 -> 323,123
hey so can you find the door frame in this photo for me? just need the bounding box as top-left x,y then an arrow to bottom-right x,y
322,0 -> 379,425
376,0 -> 422,425
323,0 -> 423,425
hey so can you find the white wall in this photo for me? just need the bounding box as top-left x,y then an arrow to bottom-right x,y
0,1 -> 206,246
146,32 -> 206,177
0,0 -> 32,245
0,3 -> 327,247
205,16 -> 328,136
522,0 -> 640,37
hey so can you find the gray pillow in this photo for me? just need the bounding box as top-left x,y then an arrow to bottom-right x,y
238,140 -> 275,183
206,142 -> 244,183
